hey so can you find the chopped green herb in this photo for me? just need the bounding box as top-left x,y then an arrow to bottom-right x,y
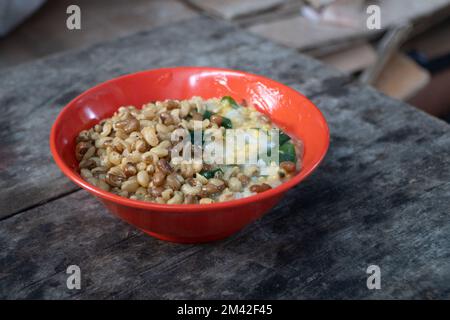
279,131 -> 291,146
221,116 -> 233,129
200,168 -> 223,179
203,110 -> 213,120
279,141 -> 296,162
221,96 -> 239,109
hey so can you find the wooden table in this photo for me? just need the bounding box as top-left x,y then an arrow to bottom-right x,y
1,16 -> 449,299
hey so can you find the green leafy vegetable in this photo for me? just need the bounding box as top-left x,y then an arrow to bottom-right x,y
279,141 -> 296,162
221,96 -> 239,109
221,116 -> 233,129
203,110 -> 213,120
279,131 -> 291,146
200,168 -> 223,179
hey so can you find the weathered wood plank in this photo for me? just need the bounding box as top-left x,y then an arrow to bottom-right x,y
0,16 -> 344,219
1,84 -> 449,299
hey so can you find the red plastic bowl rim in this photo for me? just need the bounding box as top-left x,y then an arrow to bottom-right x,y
50,66 -> 329,213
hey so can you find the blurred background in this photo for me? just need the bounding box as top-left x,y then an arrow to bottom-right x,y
1,0 -> 449,121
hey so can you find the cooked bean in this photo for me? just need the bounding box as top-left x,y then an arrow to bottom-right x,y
146,164 -> 155,174
106,173 -> 126,187
75,141 -> 92,160
91,166 -> 108,175
150,145 -> 169,158
152,171 -> 166,187
184,194 -> 197,204
137,171 -> 150,187
219,192 -> 234,202
209,178 -> 225,191
82,146 -> 96,161
181,182 -> 201,196
166,100 -> 179,110
199,198 -> 214,204
135,187 -> 147,196
108,151 -> 122,166
79,159 -> 96,169
228,177 -> 242,192
237,174 -> 250,186
135,139 -> 147,152
100,123 -> 112,137
200,183 -> 220,196
180,163 -> 195,178
280,161 -> 296,173
149,186 -> 164,198
136,162 -> 147,172
121,179 -> 140,193
76,130 -> 91,143
195,173 -> 208,185
94,124 -> 102,133
159,112 -> 174,125
161,188 -> 174,201
142,151 -> 158,164
186,177 -> 202,187
115,117 -> 140,134
166,173 -> 181,190
244,165 -> 259,177
157,159 -> 173,174
167,191 -> 183,204
141,127 -> 159,147
80,168 -> 93,179
249,183 -> 272,193
180,102 -> 191,118
97,179 -> 110,191
156,123 -> 170,134
95,137 -> 113,148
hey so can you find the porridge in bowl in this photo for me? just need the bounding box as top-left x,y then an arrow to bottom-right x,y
75,96 -> 303,204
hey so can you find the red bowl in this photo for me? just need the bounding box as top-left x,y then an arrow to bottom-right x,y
50,67 -> 329,243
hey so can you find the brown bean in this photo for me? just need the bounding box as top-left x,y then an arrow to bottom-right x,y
166,173 -> 181,191
135,139 -> 147,153
238,174 -> 250,186
199,183 -> 220,197
75,141 -> 91,161
78,159 -> 96,169
152,171 -> 166,187
106,173 -> 126,187
115,117 -> 140,134
184,195 -> 197,204
156,159 -> 173,174
159,112 -> 174,125
250,183 -> 272,193
210,115 -> 223,126
76,130 -> 91,143
186,177 -> 201,187
148,186 -> 164,198
123,163 -> 137,177
166,100 -> 179,110
280,161 -> 296,173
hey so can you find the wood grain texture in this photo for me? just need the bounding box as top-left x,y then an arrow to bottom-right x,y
1,81 -> 449,299
0,16 -> 343,219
